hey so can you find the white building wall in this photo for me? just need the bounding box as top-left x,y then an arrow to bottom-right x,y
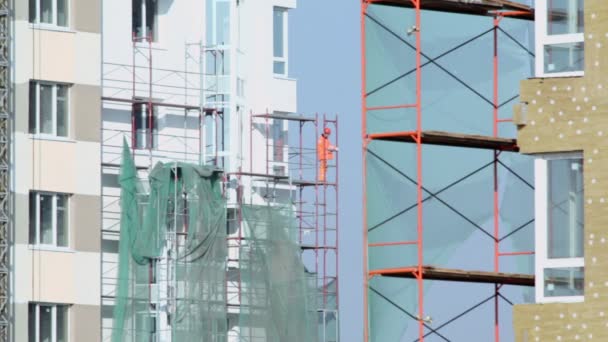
101,0 -> 297,341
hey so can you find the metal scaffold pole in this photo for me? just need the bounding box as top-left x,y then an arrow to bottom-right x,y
0,0 -> 11,339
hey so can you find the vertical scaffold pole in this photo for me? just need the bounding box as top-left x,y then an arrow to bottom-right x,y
361,1 -> 370,341
413,0 -> 425,340
493,15 -> 501,342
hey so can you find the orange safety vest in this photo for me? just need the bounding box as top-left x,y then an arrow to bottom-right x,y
317,136 -> 334,161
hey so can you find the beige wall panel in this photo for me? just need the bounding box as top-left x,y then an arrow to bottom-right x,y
72,304 -> 101,342
73,194 -> 101,253
32,30 -> 76,83
31,250 -> 99,305
72,84 -> 101,142
31,30 -> 101,86
513,1 -> 608,340
31,139 -> 100,196
73,0 -> 102,34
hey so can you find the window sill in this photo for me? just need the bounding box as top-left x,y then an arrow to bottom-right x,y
537,296 -> 584,304
29,134 -> 76,143
29,23 -> 76,34
28,245 -> 75,253
273,75 -> 296,81
535,71 -> 584,78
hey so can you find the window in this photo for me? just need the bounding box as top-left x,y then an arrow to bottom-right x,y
535,154 -> 584,303
536,0 -> 585,76
28,303 -> 68,342
29,192 -> 69,247
29,0 -> 69,27
132,102 -> 158,150
206,0 -> 230,45
132,0 -> 158,41
29,81 -> 69,137
273,7 -> 288,76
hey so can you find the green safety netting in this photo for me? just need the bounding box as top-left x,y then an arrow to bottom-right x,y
238,203 -> 318,342
112,141 -> 318,341
112,141 -> 227,341
365,3 -> 535,341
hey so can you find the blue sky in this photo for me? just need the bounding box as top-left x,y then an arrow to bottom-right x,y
291,2 -> 363,341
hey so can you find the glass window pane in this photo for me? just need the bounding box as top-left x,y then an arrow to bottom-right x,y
151,106 -> 158,149
56,85 -> 68,137
39,194 -> 53,245
39,305 -> 52,342
28,304 -> 35,342
132,0 -> 143,38
29,193 -> 37,244
544,267 -> 584,297
145,0 -> 157,41
57,0 -> 68,27
29,82 -> 37,134
547,0 -> 584,35
547,158 -> 584,258
56,305 -> 68,342
29,0 -> 36,23
273,61 -> 285,75
206,0 -> 213,43
40,0 -> 53,24
56,195 -> 68,247
216,1 -> 230,45
133,103 -> 153,149
544,43 -> 584,74
273,8 -> 284,58
39,84 -> 53,135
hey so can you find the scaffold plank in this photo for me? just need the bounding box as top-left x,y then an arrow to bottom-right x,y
253,113 -> 316,122
369,130 -> 519,151
373,266 -> 534,286
279,179 -> 337,187
369,0 -> 534,20
231,172 -> 289,180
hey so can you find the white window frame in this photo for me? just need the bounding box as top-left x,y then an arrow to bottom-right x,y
30,81 -> 70,138
29,303 -> 70,342
29,192 -> 70,248
273,7 -> 288,77
535,152 -> 584,304
535,0 -> 584,77
30,0 -> 70,28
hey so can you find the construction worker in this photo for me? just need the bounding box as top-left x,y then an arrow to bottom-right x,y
317,127 -> 338,182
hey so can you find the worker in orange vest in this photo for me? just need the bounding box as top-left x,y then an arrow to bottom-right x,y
317,127 -> 338,182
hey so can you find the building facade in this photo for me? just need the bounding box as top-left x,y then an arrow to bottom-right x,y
513,0 -> 608,340
15,1 -> 102,341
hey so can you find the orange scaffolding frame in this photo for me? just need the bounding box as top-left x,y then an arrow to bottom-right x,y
361,1 -> 535,341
